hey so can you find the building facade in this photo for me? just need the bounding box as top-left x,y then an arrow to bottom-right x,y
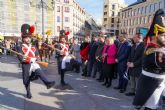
119,0 -> 165,38
0,0 -> 90,40
0,0 -> 55,38
102,0 -> 127,36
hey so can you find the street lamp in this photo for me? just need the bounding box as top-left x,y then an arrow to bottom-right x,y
29,0 -> 55,39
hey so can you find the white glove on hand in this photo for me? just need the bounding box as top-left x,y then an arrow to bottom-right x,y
30,58 -> 37,63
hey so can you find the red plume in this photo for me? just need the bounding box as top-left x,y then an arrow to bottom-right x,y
29,25 -> 35,34
65,31 -> 70,36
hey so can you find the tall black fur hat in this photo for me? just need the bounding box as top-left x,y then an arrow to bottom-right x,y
147,9 -> 165,37
21,24 -> 35,38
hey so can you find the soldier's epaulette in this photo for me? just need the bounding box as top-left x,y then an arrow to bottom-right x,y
145,48 -> 156,55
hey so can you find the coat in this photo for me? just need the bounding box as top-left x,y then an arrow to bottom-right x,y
102,44 -> 117,64
116,41 -> 132,63
80,42 -> 89,61
70,44 -> 81,62
128,42 -> 145,77
95,42 -> 104,62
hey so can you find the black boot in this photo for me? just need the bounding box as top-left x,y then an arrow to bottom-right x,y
26,86 -> 32,99
144,107 -> 156,110
106,79 -> 112,88
61,69 -> 67,86
46,81 -> 55,89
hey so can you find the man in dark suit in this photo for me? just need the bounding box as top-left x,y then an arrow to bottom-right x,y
125,33 -> 145,96
114,33 -> 132,93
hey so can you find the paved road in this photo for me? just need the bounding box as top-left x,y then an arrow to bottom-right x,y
0,55 -> 163,110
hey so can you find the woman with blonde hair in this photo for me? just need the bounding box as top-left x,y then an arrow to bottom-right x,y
102,36 -> 117,88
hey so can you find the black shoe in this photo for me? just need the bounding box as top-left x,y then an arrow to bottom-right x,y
125,92 -> 135,96
102,82 -> 107,86
92,75 -> 96,78
75,70 -> 80,73
114,86 -> 121,90
98,80 -> 104,82
27,92 -> 32,99
61,82 -> 67,86
96,78 -> 101,81
106,83 -> 111,88
87,74 -> 91,77
119,89 -> 126,93
82,73 -> 86,76
46,81 -> 55,89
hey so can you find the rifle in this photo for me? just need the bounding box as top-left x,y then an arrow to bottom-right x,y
42,42 -> 76,59
0,46 -> 48,68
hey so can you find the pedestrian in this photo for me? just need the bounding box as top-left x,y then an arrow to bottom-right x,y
114,32 -> 132,93
70,38 -> 81,73
17,24 -> 55,99
95,36 -> 105,82
55,32 -> 69,86
80,36 -> 90,77
102,36 -> 117,88
125,33 -> 145,96
87,36 -> 98,77
133,9 -> 165,110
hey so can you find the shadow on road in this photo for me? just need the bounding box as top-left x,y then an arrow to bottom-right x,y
0,71 -> 22,80
0,87 -> 62,110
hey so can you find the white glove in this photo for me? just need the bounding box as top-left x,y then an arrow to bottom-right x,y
30,58 -> 37,63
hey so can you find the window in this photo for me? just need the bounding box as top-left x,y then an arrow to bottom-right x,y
154,3 -> 157,12
112,11 -> 114,16
145,6 -> 148,13
65,27 -> 69,31
65,17 -> 69,22
57,16 -> 60,22
134,9 -> 136,16
149,4 -> 152,13
159,2 -> 163,9
111,18 -> 114,23
122,13 -> 124,18
104,18 -> 107,21
111,24 -> 114,27
64,0 -> 69,3
104,5 -> 107,8
148,15 -> 151,23
57,6 -> 60,12
57,26 -> 60,32
104,12 -> 107,15
112,4 -> 115,10
65,7 -> 70,12
141,7 -> 143,14
138,8 -> 140,14
143,17 -> 145,24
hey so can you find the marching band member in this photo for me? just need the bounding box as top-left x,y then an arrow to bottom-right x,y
17,24 -> 55,99
133,9 -> 165,110
55,31 -> 69,86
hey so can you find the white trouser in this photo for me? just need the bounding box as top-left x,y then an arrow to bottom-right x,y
29,62 -> 40,75
61,55 -> 72,69
142,70 -> 165,109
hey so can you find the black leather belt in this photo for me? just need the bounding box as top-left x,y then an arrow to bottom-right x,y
143,68 -> 164,75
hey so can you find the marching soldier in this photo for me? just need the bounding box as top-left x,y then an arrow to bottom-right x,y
17,24 -> 55,99
55,30 -> 69,86
133,9 -> 165,110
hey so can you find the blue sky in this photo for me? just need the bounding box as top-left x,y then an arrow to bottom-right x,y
76,0 -> 136,24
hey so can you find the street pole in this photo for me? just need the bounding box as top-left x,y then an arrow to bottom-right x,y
41,0 -> 45,39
